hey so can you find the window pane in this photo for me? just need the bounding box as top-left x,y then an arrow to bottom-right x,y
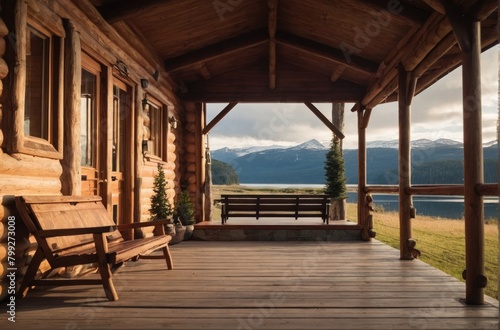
81,70 -> 97,167
112,86 -> 130,172
149,104 -> 162,157
24,26 -> 49,139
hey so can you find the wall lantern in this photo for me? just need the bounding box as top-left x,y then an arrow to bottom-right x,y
169,116 -> 178,129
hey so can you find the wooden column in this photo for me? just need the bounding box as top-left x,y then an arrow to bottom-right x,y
442,0 -> 486,304
357,106 -> 368,241
195,102 -> 204,223
461,20 -> 485,305
331,103 -> 344,148
61,19 -> 82,196
398,64 -> 417,260
330,103 -> 346,221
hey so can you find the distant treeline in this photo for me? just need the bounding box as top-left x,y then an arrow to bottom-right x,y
211,159 -> 239,184
377,159 -> 498,184
212,156 -> 498,185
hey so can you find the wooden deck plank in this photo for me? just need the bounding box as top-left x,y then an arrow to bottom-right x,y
6,240 -> 499,329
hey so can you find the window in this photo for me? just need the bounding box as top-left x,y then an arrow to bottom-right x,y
25,25 -> 50,140
112,84 -> 130,172
149,102 -> 163,157
144,96 -> 167,160
7,3 -> 64,159
81,69 -> 97,167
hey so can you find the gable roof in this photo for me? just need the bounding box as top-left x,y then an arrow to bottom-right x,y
89,0 -> 498,106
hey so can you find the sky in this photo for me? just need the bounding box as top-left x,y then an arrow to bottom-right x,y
206,45 -> 499,150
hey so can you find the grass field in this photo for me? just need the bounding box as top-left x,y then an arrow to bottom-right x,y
211,185 -> 499,299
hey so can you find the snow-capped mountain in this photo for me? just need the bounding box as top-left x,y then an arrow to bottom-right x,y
367,138 -> 466,149
287,139 -> 328,151
483,140 -> 498,148
211,138 -> 498,184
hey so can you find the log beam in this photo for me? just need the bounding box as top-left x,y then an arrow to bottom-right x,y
276,32 -> 378,76
357,0 -> 430,26
198,63 -> 211,80
165,30 -> 268,72
268,0 -> 278,90
202,103 -> 238,135
422,0 -> 446,14
398,64 -> 417,261
330,66 -> 345,82
98,0 -> 170,24
304,102 -> 345,139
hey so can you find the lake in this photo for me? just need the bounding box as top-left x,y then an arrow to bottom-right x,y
241,183 -> 499,220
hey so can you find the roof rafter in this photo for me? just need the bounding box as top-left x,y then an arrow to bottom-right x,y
98,0 -> 170,24
268,0 -> 278,90
164,29 -> 269,72
356,0 -> 431,26
275,31 -> 378,76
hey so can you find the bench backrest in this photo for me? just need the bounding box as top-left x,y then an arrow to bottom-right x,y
221,194 -> 329,204
16,195 -> 121,253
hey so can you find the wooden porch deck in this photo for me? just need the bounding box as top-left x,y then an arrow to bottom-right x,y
6,240 -> 499,329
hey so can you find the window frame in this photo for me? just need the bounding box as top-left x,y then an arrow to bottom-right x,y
143,95 -> 168,162
7,2 -> 64,159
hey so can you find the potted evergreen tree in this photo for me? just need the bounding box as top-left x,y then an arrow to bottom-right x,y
324,138 -> 347,221
174,189 -> 195,240
149,163 -> 173,221
149,163 -> 179,242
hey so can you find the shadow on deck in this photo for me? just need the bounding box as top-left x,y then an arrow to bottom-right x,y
7,240 -> 499,329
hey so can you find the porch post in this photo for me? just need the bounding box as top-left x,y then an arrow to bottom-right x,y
61,19 -> 82,196
357,105 -> 368,240
398,64 -> 417,260
461,20 -> 485,305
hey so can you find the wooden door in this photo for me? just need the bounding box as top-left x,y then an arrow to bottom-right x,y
110,80 -> 132,225
80,55 -> 101,196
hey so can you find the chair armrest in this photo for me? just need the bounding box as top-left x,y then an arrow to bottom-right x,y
116,220 -> 171,231
38,226 -> 116,238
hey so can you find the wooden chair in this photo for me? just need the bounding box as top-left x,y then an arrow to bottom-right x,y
15,195 -> 173,301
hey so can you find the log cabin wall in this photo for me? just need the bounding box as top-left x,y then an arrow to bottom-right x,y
182,102 -> 205,223
138,102 -> 180,223
0,4 -> 11,301
0,0 -> 183,300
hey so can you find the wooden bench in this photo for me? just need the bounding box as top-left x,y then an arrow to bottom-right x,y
220,194 -> 331,224
15,195 -> 173,301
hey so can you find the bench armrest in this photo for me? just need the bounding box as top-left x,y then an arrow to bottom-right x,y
116,220 -> 171,231
38,226 -> 117,238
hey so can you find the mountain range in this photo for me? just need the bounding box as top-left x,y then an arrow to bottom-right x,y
211,139 -> 499,184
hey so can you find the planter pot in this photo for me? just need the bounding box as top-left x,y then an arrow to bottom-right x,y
329,197 -> 346,221
170,224 -> 186,245
183,224 -> 194,240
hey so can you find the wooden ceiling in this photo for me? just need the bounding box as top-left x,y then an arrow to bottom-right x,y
89,0 -> 498,106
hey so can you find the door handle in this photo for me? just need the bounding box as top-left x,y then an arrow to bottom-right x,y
111,176 -> 118,181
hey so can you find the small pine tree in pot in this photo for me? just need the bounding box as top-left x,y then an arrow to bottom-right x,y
174,189 -> 195,240
324,138 -> 347,220
149,163 -> 173,221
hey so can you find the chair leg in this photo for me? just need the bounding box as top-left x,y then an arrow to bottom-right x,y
17,247 -> 45,298
97,261 -> 118,301
162,245 -> 173,270
94,233 -> 119,301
